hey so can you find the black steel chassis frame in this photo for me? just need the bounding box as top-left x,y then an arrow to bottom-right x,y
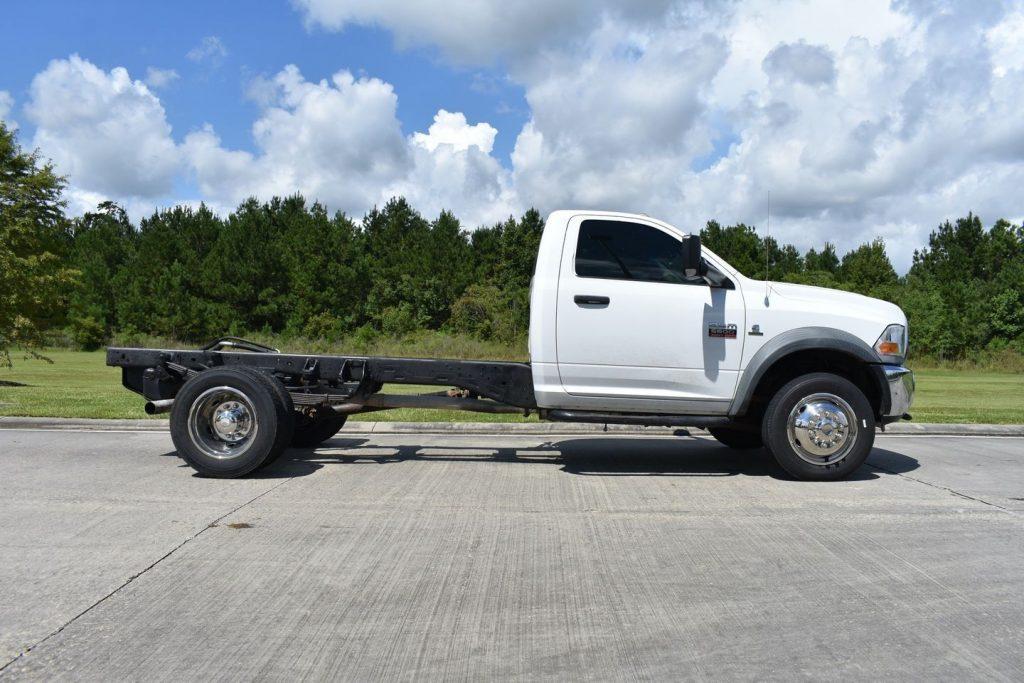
106,342 -> 537,414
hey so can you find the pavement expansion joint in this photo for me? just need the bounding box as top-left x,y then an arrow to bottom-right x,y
866,462 -> 1020,517
0,472 -> 303,672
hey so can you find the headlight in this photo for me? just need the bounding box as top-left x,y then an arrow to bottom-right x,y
874,324 -> 907,360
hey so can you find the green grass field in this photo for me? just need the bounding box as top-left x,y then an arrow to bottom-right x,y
1,350 -> 1021,424
0,350 -> 536,423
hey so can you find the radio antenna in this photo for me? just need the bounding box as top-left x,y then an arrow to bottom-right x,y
764,190 -> 771,300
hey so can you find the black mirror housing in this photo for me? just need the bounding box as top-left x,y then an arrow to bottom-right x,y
681,235 -> 704,278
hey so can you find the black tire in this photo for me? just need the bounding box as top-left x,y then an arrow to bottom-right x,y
234,367 -> 295,468
170,367 -> 292,478
291,410 -> 347,447
708,425 -> 764,449
762,372 -> 875,481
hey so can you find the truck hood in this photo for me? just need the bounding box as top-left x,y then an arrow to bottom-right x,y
758,280 -> 907,345
768,281 -> 901,319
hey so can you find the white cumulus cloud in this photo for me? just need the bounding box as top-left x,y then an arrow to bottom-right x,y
187,36 -> 227,65
144,67 -> 180,89
184,66 -> 515,225
395,110 -> 515,223
411,110 -> 497,153
26,55 -> 181,198
762,41 -> 837,86
183,65 -> 410,215
22,56 -> 516,225
0,91 -> 16,130
293,0 -> 674,64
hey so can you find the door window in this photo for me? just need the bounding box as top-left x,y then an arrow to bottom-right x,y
575,219 -> 687,284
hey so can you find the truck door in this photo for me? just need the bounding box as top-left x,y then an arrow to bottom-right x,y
555,215 -> 745,413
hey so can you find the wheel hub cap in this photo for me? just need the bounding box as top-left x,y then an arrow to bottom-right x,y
787,393 -> 858,466
212,401 -> 252,442
187,387 -> 259,460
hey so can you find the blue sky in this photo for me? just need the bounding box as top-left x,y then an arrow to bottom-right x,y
0,0 -> 528,162
1,0 -> 1022,272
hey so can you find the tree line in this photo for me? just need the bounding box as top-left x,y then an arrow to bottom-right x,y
1,123 -> 1022,363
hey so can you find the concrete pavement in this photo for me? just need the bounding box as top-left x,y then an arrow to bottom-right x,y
0,429 -> 1022,680
3,415 -> 1024,436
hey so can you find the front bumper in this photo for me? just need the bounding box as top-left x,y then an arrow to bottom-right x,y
881,365 -> 914,422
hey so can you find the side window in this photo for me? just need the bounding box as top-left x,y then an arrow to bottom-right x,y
575,219 -> 687,284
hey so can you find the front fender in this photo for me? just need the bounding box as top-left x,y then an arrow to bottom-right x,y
729,327 -> 887,416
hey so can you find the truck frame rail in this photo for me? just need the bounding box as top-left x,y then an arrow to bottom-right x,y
107,342 -> 538,415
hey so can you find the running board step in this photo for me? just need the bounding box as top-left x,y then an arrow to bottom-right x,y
542,410 -> 729,428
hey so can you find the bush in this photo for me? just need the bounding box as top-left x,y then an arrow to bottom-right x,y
448,285 -> 526,343
379,304 -> 423,337
301,312 -> 345,341
449,285 -> 499,338
350,323 -> 379,351
71,316 -> 107,351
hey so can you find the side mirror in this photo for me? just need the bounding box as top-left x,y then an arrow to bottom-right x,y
681,235 -> 704,278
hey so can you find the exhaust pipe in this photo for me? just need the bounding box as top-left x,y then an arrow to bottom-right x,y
145,399 -> 174,415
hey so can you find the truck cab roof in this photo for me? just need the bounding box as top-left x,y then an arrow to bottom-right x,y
546,210 -> 692,236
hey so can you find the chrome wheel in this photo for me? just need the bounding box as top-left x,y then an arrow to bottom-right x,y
187,386 -> 259,460
786,392 -> 858,466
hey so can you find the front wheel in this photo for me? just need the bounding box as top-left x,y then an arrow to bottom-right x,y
762,372 -> 875,481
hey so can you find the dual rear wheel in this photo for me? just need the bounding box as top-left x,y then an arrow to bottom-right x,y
169,368 -> 345,478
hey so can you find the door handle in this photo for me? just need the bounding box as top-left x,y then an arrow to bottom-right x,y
574,294 -> 610,306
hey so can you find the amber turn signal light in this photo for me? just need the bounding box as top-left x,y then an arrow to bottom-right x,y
877,341 -> 900,355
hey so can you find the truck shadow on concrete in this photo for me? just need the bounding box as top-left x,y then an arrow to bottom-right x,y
243,437 -> 919,482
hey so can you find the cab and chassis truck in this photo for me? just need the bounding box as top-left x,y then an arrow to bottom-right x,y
107,210 -> 915,481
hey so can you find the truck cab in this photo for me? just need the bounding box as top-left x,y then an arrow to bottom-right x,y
530,210 -> 914,477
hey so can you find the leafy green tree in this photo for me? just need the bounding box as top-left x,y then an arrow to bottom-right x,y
275,198 -> 365,338
785,243 -> 840,288
115,204 -> 223,340
837,239 -> 898,298
700,221 -> 764,277
425,210 -> 475,320
496,208 -> 545,290
983,219 -> 1024,348
202,198 -> 291,334
767,239 -> 803,280
699,221 -> 803,280
913,214 -> 987,282
804,243 -> 839,272
903,214 -> 1018,357
469,220 -> 503,281
468,209 -> 545,337
0,124 -> 77,363
361,198 -> 472,330
782,269 -> 838,288
899,281 -> 958,358
988,289 -> 1024,341
68,201 -> 135,346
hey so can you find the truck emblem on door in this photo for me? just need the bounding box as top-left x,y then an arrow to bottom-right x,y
708,323 -> 738,339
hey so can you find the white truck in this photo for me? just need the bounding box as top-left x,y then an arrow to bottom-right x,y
107,210 -> 914,481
